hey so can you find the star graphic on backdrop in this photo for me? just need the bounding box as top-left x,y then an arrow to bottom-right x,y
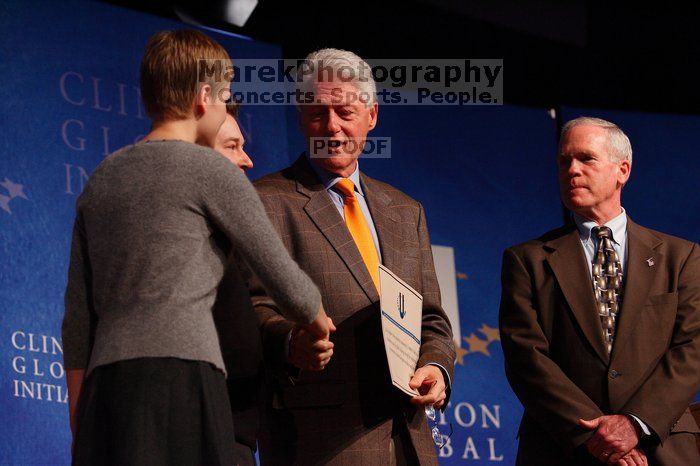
463,333 -> 491,357
0,194 -> 11,214
478,324 -> 500,343
1,178 -> 28,200
455,344 -> 469,365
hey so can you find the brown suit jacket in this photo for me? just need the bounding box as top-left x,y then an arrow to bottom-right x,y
499,218 -> 700,466
250,155 -> 455,465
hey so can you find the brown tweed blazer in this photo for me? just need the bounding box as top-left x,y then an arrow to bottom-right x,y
249,155 -> 455,465
499,219 -> 700,466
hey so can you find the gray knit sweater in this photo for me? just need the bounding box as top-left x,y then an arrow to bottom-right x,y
62,140 -> 321,376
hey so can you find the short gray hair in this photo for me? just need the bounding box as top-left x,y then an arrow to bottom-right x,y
560,116 -> 633,163
297,48 -> 376,107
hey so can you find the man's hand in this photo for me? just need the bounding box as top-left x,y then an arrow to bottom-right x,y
615,448 -> 648,466
409,365 -> 447,409
290,317 -> 336,371
579,415 -> 640,464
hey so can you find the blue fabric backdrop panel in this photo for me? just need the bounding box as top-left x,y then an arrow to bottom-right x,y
0,1 -> 284,464
561,107 -> 700,404
285,103 -> 560,464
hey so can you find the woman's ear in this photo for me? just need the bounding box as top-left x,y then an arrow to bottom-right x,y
194,84 -> 212,118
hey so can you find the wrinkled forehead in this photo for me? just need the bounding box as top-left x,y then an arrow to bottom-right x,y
308,79 -> 362,106
558,125 -> 610,155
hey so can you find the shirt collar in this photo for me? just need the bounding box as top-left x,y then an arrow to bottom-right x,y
573,208 -> 627,245
308,155 -> 364,197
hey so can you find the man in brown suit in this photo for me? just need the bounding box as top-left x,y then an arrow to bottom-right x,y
249,48 -> 456,465
212,103 -> 259,466
499,116 -> 700,466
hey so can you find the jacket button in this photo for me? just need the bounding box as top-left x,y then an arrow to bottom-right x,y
609,370 -> 620,379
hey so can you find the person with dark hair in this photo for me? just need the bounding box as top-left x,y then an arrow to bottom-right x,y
62,29 -> 333,466
211,101 -> 260,464
214,101 -> 252,171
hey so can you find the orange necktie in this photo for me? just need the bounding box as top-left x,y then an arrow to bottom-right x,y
335,179 -> 380,289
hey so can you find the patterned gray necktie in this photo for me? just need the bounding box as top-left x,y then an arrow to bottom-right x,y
591,226 -> 623,354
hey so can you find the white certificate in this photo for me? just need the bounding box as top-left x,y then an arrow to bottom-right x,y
379,264 -> 422,396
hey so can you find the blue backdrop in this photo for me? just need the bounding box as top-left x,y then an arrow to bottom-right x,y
1,1 -> 698,464
0,2 -> 286,464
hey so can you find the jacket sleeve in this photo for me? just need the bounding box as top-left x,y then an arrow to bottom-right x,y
415,203 -> 456,392
621,242 -> 700,442
499,247 -> 604,453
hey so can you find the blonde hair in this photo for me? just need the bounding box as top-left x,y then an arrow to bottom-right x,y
140,29 -> 232,121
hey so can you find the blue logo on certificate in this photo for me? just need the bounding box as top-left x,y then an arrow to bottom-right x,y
398,292 -> 406,319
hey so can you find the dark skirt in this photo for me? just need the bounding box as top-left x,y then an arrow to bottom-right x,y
73,357 -> 239,466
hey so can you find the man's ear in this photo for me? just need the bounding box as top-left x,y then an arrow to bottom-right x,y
617,159 -> 631,187
367,101 -> 378,131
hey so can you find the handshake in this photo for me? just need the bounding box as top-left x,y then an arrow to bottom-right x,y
291,304 -> 336,371
289,304 -> 448,411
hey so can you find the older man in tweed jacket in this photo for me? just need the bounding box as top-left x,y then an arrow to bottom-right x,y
249,48 -> 455,465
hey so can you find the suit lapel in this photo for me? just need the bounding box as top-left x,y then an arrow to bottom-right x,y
292,156 -> 379,302
610,219 -> 662,363
545,227 -> 611,365
360,173 -> 400,273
